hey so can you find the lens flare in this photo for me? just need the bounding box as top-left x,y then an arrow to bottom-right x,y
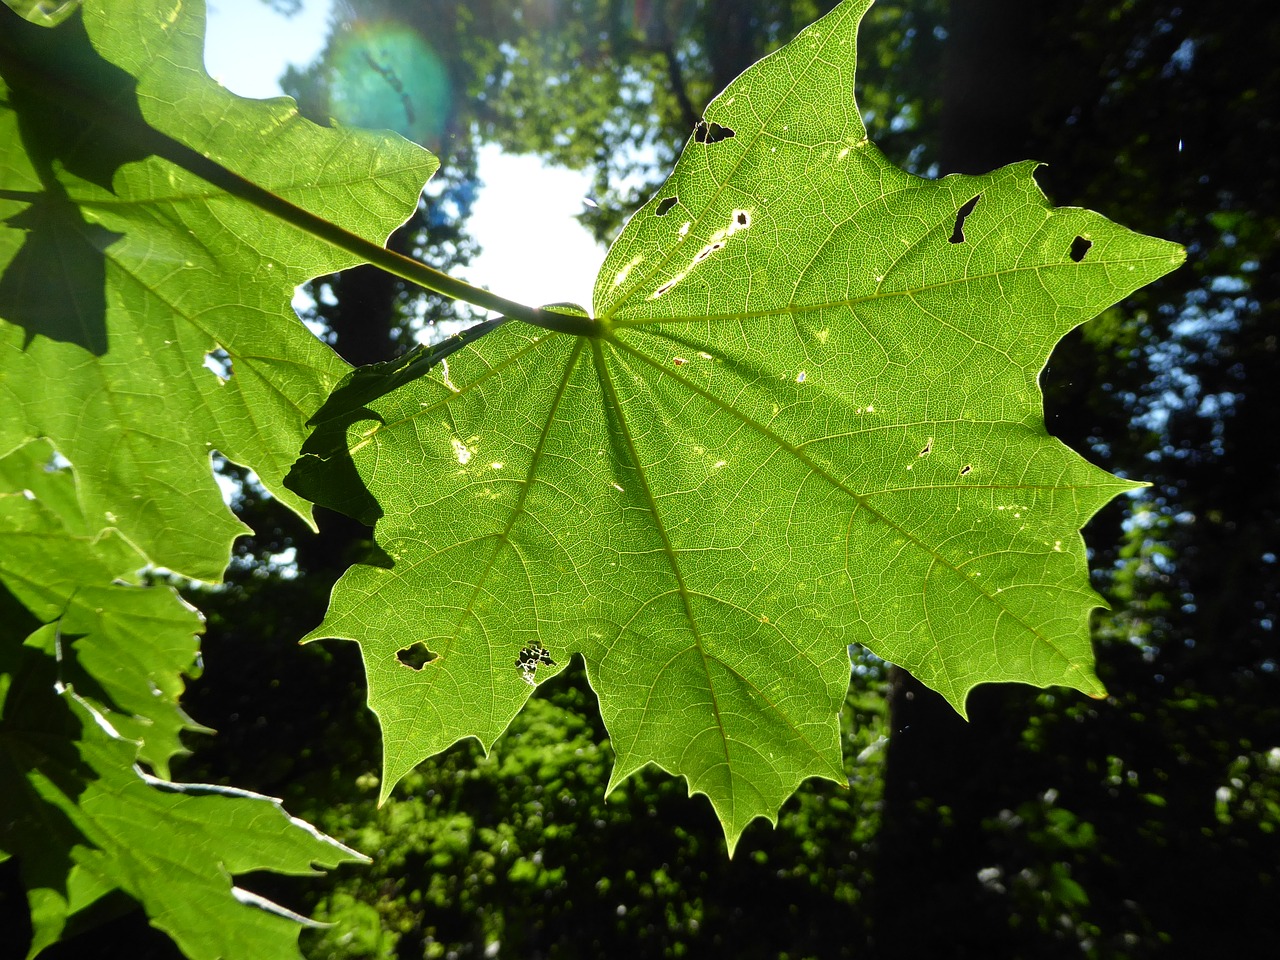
328,22 -> 451,146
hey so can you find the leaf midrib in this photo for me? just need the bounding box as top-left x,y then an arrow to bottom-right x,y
608,251 -> 1175,329
591,338 -> 846,807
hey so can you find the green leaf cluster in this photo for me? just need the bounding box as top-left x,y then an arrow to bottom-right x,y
1,0 -> 429,954
0,438 -> 369,958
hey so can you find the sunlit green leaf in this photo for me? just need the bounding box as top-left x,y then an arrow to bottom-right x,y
2,0 -> 433,951
302,0 -> 1183,849
0,440 -> 206,775
0,442 -> 364,959
0,0 -> 433,579
1,661 -> 365,960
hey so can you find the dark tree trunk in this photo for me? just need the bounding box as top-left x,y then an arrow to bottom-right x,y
936,0 -> 1043,174
870,4 -> 1056,955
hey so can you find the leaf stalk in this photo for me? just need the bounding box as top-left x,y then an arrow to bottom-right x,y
0,33 -> 597,337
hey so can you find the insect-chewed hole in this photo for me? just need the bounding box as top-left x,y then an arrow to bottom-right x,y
694,241 -> 725,263
949,195 -> 981,244
918,439 -> 933,457
203,348 -> 233,381
656,196 -> 679,217
516,642 -> 556,686
959,464 -> 973,476
396,642 -> 439,670
1070,236 -> 1093,262
694,120 -> 735,144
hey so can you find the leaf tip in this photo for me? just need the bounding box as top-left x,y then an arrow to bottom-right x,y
723,830 -> 745,860
720,810 -> 777,861
376,766 -> 402,808
1074,669 -> 1108,701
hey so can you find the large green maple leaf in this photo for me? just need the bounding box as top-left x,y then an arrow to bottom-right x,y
0,0 -> 432,579
299,0 -> 1183,850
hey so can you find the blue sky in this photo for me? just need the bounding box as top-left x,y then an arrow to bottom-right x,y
203,0 -> 603,317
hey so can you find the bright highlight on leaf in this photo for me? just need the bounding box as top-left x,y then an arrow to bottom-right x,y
299,0 -> 1184,851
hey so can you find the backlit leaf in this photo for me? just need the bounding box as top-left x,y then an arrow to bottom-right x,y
2,0 -> 431,951
0,0 -> 432,579
0,439 -> 206,776
301,0 -> 1183,850
0,442 -> 364,959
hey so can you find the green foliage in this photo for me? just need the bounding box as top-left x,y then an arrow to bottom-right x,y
0,0 -> 1187,953
0,0 -> 430,578
298,0 -> 1182,849
301,672 -> 886,957
1,0 -> 428,954
0,440 -> 367,958
0,440 -> 208,778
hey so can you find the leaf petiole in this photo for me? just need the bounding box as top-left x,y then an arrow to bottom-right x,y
155,133 -> 597,336
0,30 -> 597,337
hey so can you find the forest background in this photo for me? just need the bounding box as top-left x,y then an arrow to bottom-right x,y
2,0 -> 1277,957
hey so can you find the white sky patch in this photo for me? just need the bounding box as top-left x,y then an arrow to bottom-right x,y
467,144 -> 603,315
205,0 -> 333,99
205,2 -> 604,323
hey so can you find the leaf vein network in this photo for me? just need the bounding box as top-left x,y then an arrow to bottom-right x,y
611,256 -> 1163,330
590,338 -> 740,785
360,330 -> 552,441
607,333 -> 1081,663
395,338 -> 582,756
608,585 -> 837,772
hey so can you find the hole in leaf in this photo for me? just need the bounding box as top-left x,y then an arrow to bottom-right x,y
694,241 -> 725,263
1070,236 -> 1093,262
654,279 -> 678,298
203,348 -> 233,380
516,641 -> 555,686
734,210 -> 749,228
959,464 -> 973,476
656,196 -> 678,217
396,642 -> 438,670
949,195 -> 981,244
918,439 -> 933,457
694,120 -> 735,144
